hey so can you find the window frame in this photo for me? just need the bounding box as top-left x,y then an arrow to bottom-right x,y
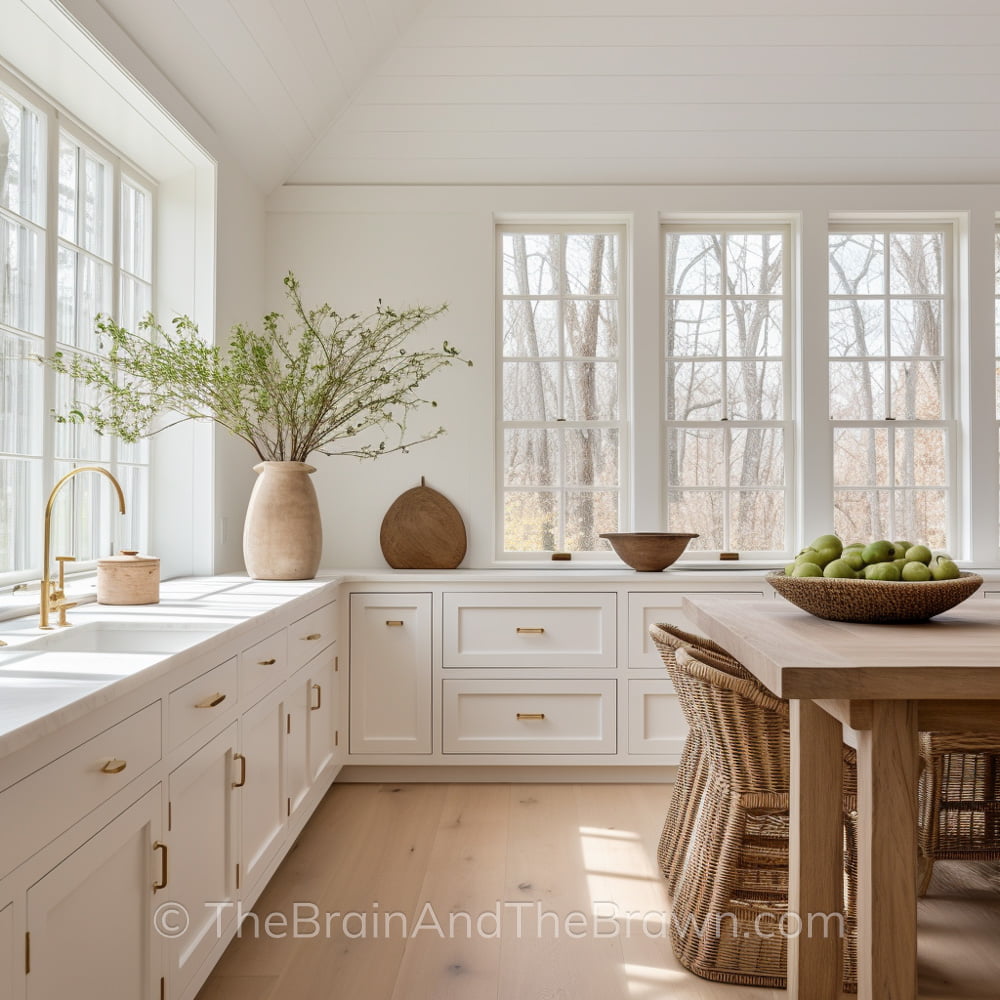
661,222 -> 794,559
826,221 -> 956,551
0,69 -> 156,588
495,221 -> 630,561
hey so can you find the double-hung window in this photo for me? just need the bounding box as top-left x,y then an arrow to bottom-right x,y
663,225 -> 791,555
498,225 -> 626,555
0,76 -> 153,584
828,225 -> 951,548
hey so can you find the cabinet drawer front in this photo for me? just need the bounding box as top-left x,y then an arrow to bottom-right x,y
628,679 -> 687,758
239,630 -> 288,703
0,702 -> 161,878
443,593 -> 616,667
287,602 -> 337,673
627,591 -> 764,669
167,656 -> 238,749
442,680 -> 616,754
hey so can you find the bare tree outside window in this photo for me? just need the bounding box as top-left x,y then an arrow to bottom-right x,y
664,227 -> 789,553
829,227 -> 949,547
499,227 -> 623,553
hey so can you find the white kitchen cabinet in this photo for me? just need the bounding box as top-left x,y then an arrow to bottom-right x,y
238,686 -> 286,895
165,724 -> 238,1000
349,594 -> 431,754
0,902 -> 12,1000
627,680 -> 687,756
307,645 -> 339,784
627,591 -> 765,669
443,592 -> 616,668
442,679 -> 616,754
284,668 -> 311,822
25,785 -> 162,1000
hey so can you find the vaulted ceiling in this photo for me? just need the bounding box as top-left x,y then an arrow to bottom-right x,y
89,0 -> 1000,192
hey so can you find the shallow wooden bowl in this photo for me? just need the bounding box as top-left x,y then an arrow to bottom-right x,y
599,532 -> 699,572
766,571 -> 983,624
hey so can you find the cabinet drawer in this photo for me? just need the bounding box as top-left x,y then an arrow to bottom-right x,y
287,602 -> 337,673
0,702 -> 161,878
443,593 -> 616,668
442,680 -> 616,754
628,679 -> 687,758
167,656 -> 238,749
239,629 -> 288,704
628,591 -> 764,669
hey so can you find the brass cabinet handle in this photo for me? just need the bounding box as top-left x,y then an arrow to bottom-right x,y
516,627 -> 545,635
516,713 -> 546,720
302,633 -> 322,641
152,841 -> 168,892
232,752 -> 246,789
100,758 -> 127,774
195,692 -> 226,709
258,658 -> 277,666
385,620 -> 404,627
310,683 -> 322,711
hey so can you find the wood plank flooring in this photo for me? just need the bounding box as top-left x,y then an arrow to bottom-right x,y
196,783 -> 1000,1000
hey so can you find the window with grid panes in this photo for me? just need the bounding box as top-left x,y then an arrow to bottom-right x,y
828,225 -> 951,549
996,227 -> 1000,548
498,227 -> 625,555
0,79 -> 153,583
663,226 -> 790,555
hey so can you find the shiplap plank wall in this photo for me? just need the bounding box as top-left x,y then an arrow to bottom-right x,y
291,1 -> 1000,184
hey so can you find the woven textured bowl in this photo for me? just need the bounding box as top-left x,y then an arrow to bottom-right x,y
600,532 -> 698,571
766,571 -> 983,624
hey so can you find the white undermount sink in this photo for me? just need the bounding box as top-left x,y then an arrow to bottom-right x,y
16,620 -> 226,654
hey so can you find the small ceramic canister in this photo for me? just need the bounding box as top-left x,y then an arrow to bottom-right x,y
96,550 -> 160,605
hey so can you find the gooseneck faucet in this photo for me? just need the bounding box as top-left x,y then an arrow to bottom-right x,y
40,466 -> 127,629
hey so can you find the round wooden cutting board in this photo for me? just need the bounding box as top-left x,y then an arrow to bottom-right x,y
379,477 -> 468,569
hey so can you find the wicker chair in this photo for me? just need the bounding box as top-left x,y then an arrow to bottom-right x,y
648,624 -> 752,897
656,639 -> 858,991
917,732 -> 1000,895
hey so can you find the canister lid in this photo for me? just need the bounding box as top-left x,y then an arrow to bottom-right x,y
97,550 -> 160,566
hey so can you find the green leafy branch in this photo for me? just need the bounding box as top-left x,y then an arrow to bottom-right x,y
36,272 -> 471,464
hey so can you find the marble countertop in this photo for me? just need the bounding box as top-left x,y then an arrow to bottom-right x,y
0,574 -> 340,759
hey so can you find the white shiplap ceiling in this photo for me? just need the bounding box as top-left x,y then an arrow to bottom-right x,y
92,0 -> 1000,189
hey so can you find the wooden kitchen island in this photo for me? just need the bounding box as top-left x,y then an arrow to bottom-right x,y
683,596 -> 1000,1000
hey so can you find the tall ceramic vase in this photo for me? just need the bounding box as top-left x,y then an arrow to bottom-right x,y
243,461 -> 322,580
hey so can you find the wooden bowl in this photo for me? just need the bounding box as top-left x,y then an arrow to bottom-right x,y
600,532 -> 698,572
765,571 -> 983,624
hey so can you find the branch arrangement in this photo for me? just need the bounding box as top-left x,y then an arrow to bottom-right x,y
37,272 -> 471,463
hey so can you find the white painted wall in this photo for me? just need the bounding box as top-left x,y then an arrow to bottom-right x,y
266,183 -> 1000,569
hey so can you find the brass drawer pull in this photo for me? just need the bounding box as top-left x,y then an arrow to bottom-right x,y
311,683 -> 322,711
302,633 -> 322,641
232,752 -> 246,788
153,841 -> 168,892
516,713 -> 546,721
100,758 -> 127,774
516,627 -> 545,635
258,658 -> 277,666
195,692 -> 226,709
385,620 -> 404,627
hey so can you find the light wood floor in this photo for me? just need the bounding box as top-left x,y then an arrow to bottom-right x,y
196,783 -> 1000,1000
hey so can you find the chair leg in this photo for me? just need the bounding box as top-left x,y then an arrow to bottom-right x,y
917,855 -> 934,897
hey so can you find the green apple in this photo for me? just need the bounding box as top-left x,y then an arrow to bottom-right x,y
796,548 -> 837,569
901,561 -> 932,582
930,558 -> 960,581
893,558 -> 909,570
905,544 -> 933,565
861,540 -> 894,565
785,562 -> 796,576
792,562 -> 824,577
810,534 -> 843,558
865,561 -> 901,581
823,558 -> 857,578
842,550 -> 866,571
892,541 -> 913,559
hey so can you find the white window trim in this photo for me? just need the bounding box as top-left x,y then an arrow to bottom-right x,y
494,221 -> 630,562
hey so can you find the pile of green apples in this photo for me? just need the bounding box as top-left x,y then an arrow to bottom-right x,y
785,534 -> 960,582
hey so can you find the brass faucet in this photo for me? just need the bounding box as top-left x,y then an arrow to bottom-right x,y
40,466 -> 127,629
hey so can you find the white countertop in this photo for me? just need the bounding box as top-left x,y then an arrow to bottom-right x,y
0,574 -> 340,759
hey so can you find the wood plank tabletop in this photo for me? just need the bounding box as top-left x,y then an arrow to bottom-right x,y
682,597 -> 1000,700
